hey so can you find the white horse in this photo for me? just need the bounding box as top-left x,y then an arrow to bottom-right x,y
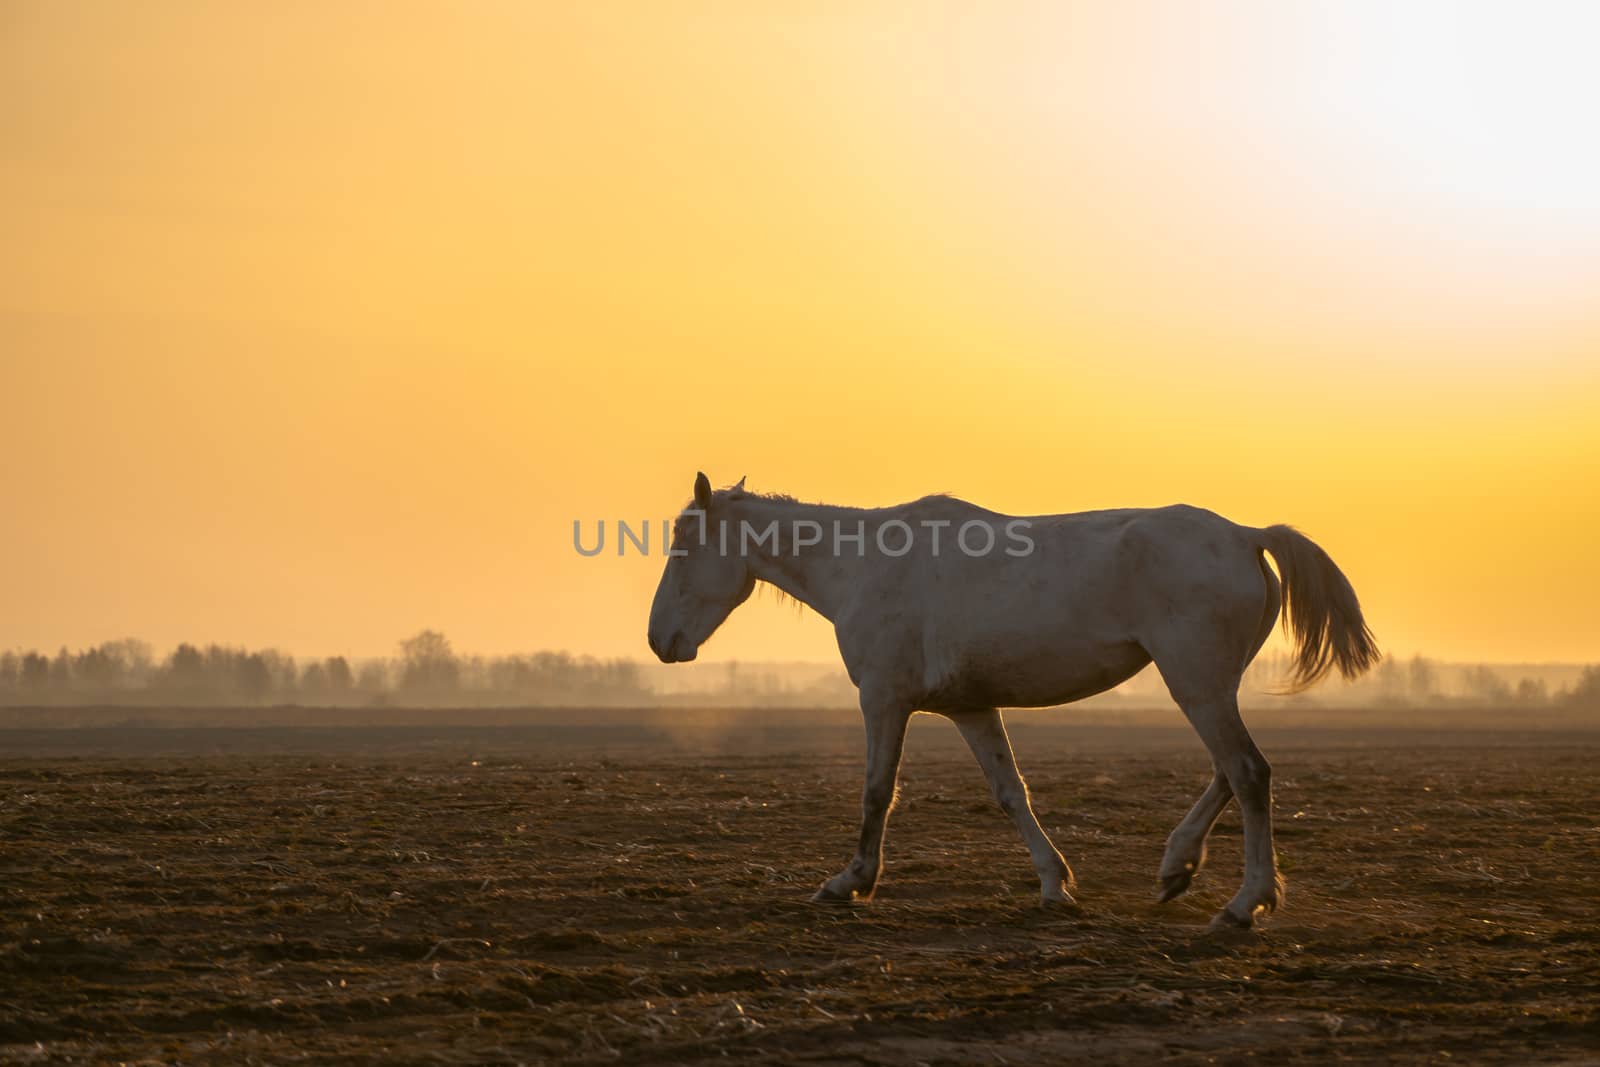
647,473 -> 1378,928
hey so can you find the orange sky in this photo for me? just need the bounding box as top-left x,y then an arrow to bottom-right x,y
4,2 -> 1598,664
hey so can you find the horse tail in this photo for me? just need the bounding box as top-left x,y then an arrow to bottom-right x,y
1256,524 -> 1380,693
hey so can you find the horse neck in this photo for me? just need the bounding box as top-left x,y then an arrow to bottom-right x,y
724,495 -> 874,623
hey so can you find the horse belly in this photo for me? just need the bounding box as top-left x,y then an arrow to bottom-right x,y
924,636 -> 1152,711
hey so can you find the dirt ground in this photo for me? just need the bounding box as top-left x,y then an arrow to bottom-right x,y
2,714 -> 1598,1065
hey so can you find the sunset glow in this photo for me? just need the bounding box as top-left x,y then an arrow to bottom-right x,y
5,2 -> 1597,664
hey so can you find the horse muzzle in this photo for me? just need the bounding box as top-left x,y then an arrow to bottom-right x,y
647,630 -> 697,663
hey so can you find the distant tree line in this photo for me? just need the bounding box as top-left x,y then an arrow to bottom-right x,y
0,631 -> 649,707
1237,649 -> 1599,709
1071,648 -> 1598,711
0,634 -> 1596,710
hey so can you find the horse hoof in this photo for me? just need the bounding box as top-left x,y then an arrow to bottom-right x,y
811,885 -> 862,906
1157,869 -> 1194,903
1207,907 -> 1258,934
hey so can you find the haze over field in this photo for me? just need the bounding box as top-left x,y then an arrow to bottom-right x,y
3,632 -> 1597,714
5,3 -> 1598,667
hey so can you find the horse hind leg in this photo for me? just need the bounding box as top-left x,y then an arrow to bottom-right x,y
1157,558 -> 1281,903
1171,690 -> 1282,928
1157,770 -> 1232,902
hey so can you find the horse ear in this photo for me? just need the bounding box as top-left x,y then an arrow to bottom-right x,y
731,476 -> 747,495
693,471 -> 712,510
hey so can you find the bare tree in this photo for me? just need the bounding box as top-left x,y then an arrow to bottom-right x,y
400,630 -> 460,695
236,653 -> 272,702
355,660 -> 390,699
324,656 -> 353,693
1564,665 -> 1600,708
20,652 -> 49,689
1462,664 -> 1511,706
1408,655 -> 1436,702
1374,656 -> 1406,704
1514,677 -> 1548,706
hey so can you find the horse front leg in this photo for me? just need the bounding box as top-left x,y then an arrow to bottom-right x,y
813,695 -> 912,904
949,708 -> 1075,906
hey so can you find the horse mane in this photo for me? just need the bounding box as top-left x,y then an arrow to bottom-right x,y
758,582 -> 803,612
719,484 -> 956,511
718,484 -> 798,505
